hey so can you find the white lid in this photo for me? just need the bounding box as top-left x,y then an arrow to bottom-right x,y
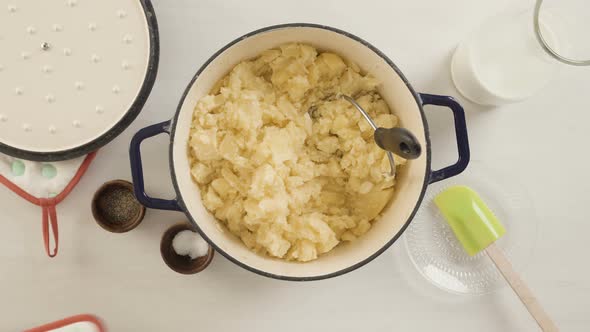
0,0 -> 157,160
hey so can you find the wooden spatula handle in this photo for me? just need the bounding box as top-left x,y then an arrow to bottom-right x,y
485,243 -> 559,332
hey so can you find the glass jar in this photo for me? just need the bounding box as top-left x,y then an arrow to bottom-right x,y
451,0 -> 590,106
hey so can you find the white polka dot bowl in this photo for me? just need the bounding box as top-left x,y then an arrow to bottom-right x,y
0,0 -> 159,161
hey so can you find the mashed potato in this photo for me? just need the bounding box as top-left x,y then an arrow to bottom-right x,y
189,43 -> 405,262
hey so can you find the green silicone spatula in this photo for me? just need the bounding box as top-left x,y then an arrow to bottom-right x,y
435,185 -> 558,332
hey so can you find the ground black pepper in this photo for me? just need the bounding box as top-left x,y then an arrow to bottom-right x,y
96,187 -> 141,225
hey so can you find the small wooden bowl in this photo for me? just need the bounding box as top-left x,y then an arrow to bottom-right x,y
160,223 -> 214,275
91,180 -> 146,233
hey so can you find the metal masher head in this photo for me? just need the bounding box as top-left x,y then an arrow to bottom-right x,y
309,94 -> 422,177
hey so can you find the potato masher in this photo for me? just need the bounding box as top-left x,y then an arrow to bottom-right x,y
341,95 -> 422,177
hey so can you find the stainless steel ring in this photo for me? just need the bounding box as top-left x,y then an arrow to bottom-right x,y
341,95 -> 396,177
534,0 -> 590,66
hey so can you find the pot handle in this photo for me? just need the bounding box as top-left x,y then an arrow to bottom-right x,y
129,120 -> 182,211
419,93 -> 470,184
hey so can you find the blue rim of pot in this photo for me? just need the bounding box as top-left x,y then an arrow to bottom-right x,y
130,23 -> 470,281
0,0 -> 160,162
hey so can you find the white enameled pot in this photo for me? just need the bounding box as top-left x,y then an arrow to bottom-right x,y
130,24 -> 470,281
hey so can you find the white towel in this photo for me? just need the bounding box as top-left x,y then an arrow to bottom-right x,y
0,153 -> 86,198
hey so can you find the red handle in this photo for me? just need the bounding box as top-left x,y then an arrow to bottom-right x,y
24,314 -> 106,332
41,203 -> 59,258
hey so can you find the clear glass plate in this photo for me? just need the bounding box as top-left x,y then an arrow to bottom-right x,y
404,161 -> 538,295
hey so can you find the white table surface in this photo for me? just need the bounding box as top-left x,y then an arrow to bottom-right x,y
2,0 -> 589,331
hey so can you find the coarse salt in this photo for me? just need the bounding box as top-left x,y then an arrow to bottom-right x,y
172,230 -> 209,259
